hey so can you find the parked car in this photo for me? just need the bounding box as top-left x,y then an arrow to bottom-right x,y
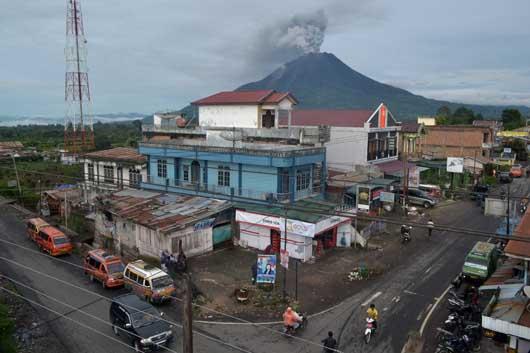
26,218 -> 50,241
499,171 -> 513,183
109,294 -> 173,352
35,225 -> 73,256
123,260 -> 176,304
84,249 -> 125,288
418,184 -> 442,199
470,184 -> 489,201
509,164 -> 523,178
393,188 -> 437,208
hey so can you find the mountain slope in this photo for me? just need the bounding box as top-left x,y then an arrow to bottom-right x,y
236,52 -> 529,120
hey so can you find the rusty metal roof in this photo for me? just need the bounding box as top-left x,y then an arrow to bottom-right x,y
504,209 -> 530,259
102,190 -> 230,234
83,147 -> 146,164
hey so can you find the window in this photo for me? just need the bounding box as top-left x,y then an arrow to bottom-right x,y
183,165 -> 189,182
296,170 -> 310,191
217,166 -> 230,187
87,163 -> 94,181
103,165 -> 114,184
129,169 -> 141,187
157,159 -> 167,178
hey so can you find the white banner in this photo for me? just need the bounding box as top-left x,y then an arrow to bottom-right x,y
281,219 -> 316,238
315,216 -> 350,234
447,157 -> 464,173
408,167 -> 420,188
236,210 -> 281,229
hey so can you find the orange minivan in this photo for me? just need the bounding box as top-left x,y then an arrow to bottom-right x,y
83,249 -> 125,288
35,226 -> 73,256
26,218 -> 50,241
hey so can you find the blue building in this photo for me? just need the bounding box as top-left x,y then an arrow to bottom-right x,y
140,90 -> 330,204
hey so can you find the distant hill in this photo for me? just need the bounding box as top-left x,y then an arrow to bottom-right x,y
0,113 -> 147,127
235,52 -> 529,120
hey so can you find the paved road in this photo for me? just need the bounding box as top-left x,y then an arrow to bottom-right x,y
0,195 -> 504,353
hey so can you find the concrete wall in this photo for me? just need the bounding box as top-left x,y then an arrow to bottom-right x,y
325,127 -> 368,171
199,105 -> 259,128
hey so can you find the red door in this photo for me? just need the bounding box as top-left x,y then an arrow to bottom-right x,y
271,230 -> 281,253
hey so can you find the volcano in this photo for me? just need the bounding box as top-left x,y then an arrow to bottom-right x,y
235,52 -> 529,120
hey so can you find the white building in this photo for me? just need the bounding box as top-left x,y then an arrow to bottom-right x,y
281,103 -> 401,172
82,147 -> 147,199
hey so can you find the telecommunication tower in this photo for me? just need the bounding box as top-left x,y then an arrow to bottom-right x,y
64,0 -> 94,153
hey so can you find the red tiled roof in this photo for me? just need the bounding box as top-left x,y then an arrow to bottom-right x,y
374,160 -> 415,174
279,109 -> 373,128
84,147 -> 146,164
191,90 -> 297,105
504,210 -> 530,259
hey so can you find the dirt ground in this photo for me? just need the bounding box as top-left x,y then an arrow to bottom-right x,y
187,209 -> 437,322
0,275 -> 67,353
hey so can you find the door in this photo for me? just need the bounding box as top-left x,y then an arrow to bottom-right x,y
271,230 -> 281,253
213,223 -> 232,246
191,161 -> 200,185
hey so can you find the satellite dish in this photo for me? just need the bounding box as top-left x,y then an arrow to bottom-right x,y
523,286 -> 530,298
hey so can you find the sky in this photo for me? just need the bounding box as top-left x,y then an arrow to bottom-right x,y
1,0 -> 530,117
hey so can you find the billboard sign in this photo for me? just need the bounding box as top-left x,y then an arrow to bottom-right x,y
447,157 -> 464,173
357,186 -> 371,210
380,191 -> 395,203
408,167 -> 420,187
256,254 -> 277,284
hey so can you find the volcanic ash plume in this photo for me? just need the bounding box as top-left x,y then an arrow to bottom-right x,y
250,9 -> 328,69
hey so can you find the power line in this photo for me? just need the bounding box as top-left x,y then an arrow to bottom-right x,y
0,273 -> 181,353
0,254 -> 256,353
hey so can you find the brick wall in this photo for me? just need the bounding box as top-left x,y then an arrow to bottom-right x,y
420,126 -> 492,159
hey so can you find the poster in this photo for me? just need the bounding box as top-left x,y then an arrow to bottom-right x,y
256,254 -> 277,284
447,157 -> 464,173
408,167 -> 420,188
357,186 -> 370,210
280,250 -> 289,269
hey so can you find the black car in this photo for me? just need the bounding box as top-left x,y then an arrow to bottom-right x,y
110,294 -> 173,352
499,172 -> 513,184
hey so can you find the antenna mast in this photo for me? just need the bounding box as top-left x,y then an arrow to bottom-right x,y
65,0 -> 94,153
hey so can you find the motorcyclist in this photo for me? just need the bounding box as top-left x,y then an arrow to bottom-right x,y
321,331 -> 337,353
367,304 -> 379,331
283,307 -> 302,332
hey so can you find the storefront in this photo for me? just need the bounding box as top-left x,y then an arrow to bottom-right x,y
235,208 -> 353,262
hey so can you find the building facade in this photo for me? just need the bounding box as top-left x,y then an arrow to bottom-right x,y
420,125 -> 494,159
140,90 -> 330,204
282,104 -> 400,172
82,147 -> 147,198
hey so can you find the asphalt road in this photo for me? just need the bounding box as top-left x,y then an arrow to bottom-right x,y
0,187 -> 515,353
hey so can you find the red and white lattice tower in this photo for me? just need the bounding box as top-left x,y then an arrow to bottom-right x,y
65,0 -> 94,153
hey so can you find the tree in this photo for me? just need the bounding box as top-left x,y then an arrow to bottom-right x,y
506,138 -> 528,161
452,107 -> 475,124
502,109 -> 525,130
436,106 -> 452,118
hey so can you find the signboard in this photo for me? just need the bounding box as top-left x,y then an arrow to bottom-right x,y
380,191 -> 395,203
357,186 -> 370,210
193,218 -> 215,231
236,210 -> 281,229
371,188 -> 383,200
504,147 -> 512,154
408,167 -> 420,187
7,180 -> 17,188
315,216 -> 350,234
256,254 -> 277,284
447,157 -> 464,174
281,219 -> 316,238
280,250 -> 289,269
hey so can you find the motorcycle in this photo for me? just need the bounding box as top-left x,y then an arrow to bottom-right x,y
520,204 -> 527,215
282,313 -> 308,337
400,225 -> 412,244
364,317 -> 376,344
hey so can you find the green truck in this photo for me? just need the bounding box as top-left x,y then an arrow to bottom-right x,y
462,241 -> 499,281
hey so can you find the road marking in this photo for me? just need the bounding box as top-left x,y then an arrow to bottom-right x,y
404,289 -> 418,295
425,266 -> 432,274
361,291 -> 382,306
417,304 -> 433,321
419,285 -> 452,336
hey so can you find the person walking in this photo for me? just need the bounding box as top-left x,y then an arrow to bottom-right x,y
427,218 -> 434,237
321,331 -> 337,353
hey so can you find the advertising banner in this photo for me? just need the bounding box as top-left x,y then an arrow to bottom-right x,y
357,186 -> 370,210
281,219 -> 316,238
256,254 -> 277,284
236,210 -> 281,229
447,157 -> 464,173
380,191 -> 395,203
315,216 -> 350,234
408,167 -> 420,187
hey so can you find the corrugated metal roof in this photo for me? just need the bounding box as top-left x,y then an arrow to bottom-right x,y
84,147 -> 146,164
102,192 -> 230,234
504,209 -> 530,259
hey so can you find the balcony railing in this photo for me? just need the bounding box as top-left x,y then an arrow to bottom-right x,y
144,176 -> 321,203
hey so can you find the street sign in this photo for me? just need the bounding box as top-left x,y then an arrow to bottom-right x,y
380,191 -> 395,203
447,157 -> 464,173
280,250 -> 289,269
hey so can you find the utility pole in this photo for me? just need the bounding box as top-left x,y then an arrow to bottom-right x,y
64,191 -> 68,229
473,150 -> 477,185
11,154 -> 22,200
506,184 -> 510,236
282,208 -> 288,300
182,274 -> 193,353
